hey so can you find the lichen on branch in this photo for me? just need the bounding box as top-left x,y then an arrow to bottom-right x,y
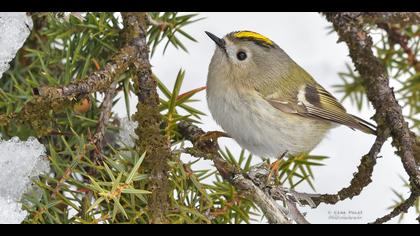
121,12 -> 172,224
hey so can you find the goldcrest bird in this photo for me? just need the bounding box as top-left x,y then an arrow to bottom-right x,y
205,31 -> 376,158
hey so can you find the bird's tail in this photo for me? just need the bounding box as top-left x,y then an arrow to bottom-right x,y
350,115 -> 377,135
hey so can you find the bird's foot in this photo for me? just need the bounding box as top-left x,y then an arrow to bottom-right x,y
267,151 -> 289,181
198,131 -> 230,143
194,131 -> 230,153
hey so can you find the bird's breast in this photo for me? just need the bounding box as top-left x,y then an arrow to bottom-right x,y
206,81 -> 331,157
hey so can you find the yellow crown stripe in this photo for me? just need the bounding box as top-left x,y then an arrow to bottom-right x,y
233,31 -> 274,46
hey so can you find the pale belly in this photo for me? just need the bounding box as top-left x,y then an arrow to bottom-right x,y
207,88 -> 332,158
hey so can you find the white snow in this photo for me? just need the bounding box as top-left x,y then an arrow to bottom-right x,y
0,197 -> 27,224
0,136 -> 50,224
0,12 -> 33,79
118,117 -> 138,148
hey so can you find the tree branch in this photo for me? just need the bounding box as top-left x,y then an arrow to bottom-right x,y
177,121 -> 386,223
229,135 -> 385,209
37,45 -> 139,100
371,189 -> 420,224
89,82 -> 117,164
89,11 -> 143,163
178,121 -> 293,224
333,12 -> 420,26
121,12 -> 171,224
311,135 -> 385,206
324,12 -> 420,223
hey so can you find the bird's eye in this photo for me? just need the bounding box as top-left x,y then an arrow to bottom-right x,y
236,51 -> 247,61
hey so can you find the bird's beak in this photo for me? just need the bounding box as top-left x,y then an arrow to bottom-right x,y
205,31 -> 225,49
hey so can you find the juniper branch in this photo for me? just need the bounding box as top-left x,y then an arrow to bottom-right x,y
0,14 -> 142,136
37,46 -> 140,100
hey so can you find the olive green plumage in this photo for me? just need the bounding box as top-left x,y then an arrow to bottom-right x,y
205,30 -> 376,157
261,59 -> 376,135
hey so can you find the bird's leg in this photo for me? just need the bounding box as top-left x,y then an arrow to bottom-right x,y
277,151 -> 289,160
268,151 -> 289,181
193,131 -> 230,154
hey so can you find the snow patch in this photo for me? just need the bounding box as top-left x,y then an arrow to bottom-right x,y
0,136 -> 49,224
0,12 -> 33,79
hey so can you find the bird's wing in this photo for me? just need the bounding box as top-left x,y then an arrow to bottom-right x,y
264,84 -> 376,135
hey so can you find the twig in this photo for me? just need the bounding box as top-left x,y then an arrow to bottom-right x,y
311,135 -> 385,206
37,44 -> 138,100
90,81 -> 117,164
284,200 -> 310,224
247,164 -> 311,224
232,174 -> 292,224
371,189 -> 420,224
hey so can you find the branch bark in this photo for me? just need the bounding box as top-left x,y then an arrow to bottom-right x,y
37,45 -> 138,100
90,82 -> 117,164
334,12 -> 420,26
121,12 -> 171,224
